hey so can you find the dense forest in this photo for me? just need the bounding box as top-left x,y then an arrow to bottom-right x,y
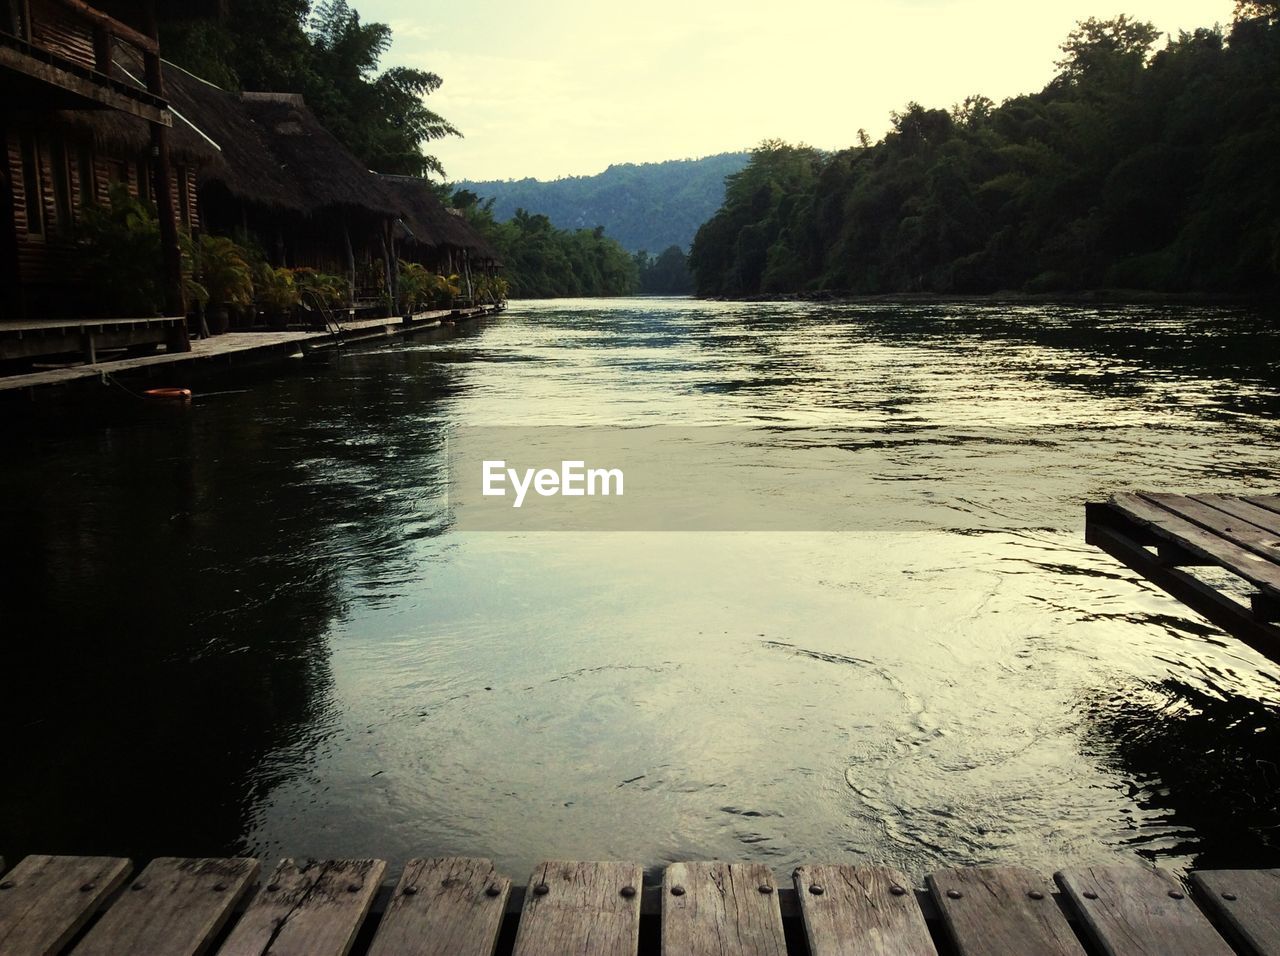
460,154 -> 749,254
451,196 -> 639,298
690,6 -> 1280,298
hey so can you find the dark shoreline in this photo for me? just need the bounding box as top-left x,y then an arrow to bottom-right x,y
702,289 -> 1273,308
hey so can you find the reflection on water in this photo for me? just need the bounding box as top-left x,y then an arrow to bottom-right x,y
1,298 -> 1278,878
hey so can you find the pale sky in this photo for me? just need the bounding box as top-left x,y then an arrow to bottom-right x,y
357,0 -> 1236,182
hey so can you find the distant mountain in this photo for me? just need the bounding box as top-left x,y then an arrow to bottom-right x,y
459,153 -> 750,254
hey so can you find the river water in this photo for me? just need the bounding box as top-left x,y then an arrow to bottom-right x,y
2,297 -> 1279,881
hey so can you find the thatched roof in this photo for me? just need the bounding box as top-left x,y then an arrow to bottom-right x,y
159,62 -> 307,212
238,95 -> 397,217
379,174 -> 501,261
48,51 -> 221,167
148,57 -> 398,218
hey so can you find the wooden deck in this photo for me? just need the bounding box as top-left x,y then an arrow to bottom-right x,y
1086,492 -> 1280,661
0,855 -> 1275,955
0,306 -> 496,400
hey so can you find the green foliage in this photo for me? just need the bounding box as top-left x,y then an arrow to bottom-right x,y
454,198 -> 638,298
199,235 -> 254,308
160,0 -> 458,177
79,184 -> 205,315
397,261 -> 460,312
293,268 -> 349,308
689,14 -> 1280,298
256,264 -> 301,313
473,274 -> 509,304
457,153 -> 750,254
635,246 -> 695,295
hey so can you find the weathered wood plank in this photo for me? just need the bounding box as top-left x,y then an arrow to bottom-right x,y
217,858 -> 385,956
1056,865 -> 1233,956
1110,493 -> 1280,596
72,857 -> 258,956
0,855 -> 131,956
1199,496 -> 1280,538
366,857 -> 509,956
1245,495 -> 1280,517
928,867 -> 1084,956
661,862 -> 785,956
1145,493 -> 1280,564
1191,869 -> 1280,956
795,865 -> 935,956
511,861 -> 642,956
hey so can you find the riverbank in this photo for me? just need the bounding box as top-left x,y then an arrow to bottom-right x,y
704,289 -> 1271,307
0,305 -> 502,403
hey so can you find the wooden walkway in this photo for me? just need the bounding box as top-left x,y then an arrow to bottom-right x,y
1087,492 -> 1280,661
0,306 -> 496,400
0,855 -> 1276,955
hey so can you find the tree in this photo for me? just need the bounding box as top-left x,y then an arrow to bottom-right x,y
1054,15 -> 1162,84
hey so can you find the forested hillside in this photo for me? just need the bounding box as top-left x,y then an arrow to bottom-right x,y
460,154 -> 750,254
690,7 -> 1280,298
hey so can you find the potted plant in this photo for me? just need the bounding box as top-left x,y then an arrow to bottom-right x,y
199,236 -> 254,335
257,265 -> 300,330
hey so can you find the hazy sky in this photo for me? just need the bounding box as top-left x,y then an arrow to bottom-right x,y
358,0 -> 1236,183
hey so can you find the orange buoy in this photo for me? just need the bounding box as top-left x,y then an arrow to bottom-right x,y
144,387 -> 193,401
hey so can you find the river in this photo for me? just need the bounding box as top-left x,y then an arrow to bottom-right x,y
2,296 -> 1278,880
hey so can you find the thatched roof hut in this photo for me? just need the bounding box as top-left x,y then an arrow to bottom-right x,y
379,173 -> 501,264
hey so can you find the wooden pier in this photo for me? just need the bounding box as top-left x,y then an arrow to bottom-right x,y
0,854 -> 1277,955
0,305 -> 500,402
1086,492 -> 1280,662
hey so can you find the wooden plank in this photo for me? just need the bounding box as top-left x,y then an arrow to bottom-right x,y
367,857 -> 509,956
1109,494 -> 1280,597
1086,519 -> 1280,660
795,865 -> 935,956
928,867 -> 1084,956
661,862 -> 785,956
1202,496 -> 1280,537
1245,495 -> 1280,517
511,861 -> 642,956
1191,869 -> 1280,956
0,855 -> 131,956
1055,865 -> 1233,956
217,858 -> 385,956
72,857 -> 258,956
1145,493 -> 1280,564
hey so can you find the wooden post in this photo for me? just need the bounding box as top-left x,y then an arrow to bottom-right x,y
142,3 -> 188,349
341,217 -> 356,303
92,25 -> 112,76
380,221 -> 396,316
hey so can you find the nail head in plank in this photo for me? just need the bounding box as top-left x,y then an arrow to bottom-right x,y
217,858 -> 385,956
0,855 -> 131,956
366,857 -> 509,956
1056,865 -> 1234,956
1191,869 -> 1280,956
71,857 -> 258,956
512,860 -> 642,956
928,867 -> 1085,956
796,865 -> 935,956
662,862 -> 786,956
